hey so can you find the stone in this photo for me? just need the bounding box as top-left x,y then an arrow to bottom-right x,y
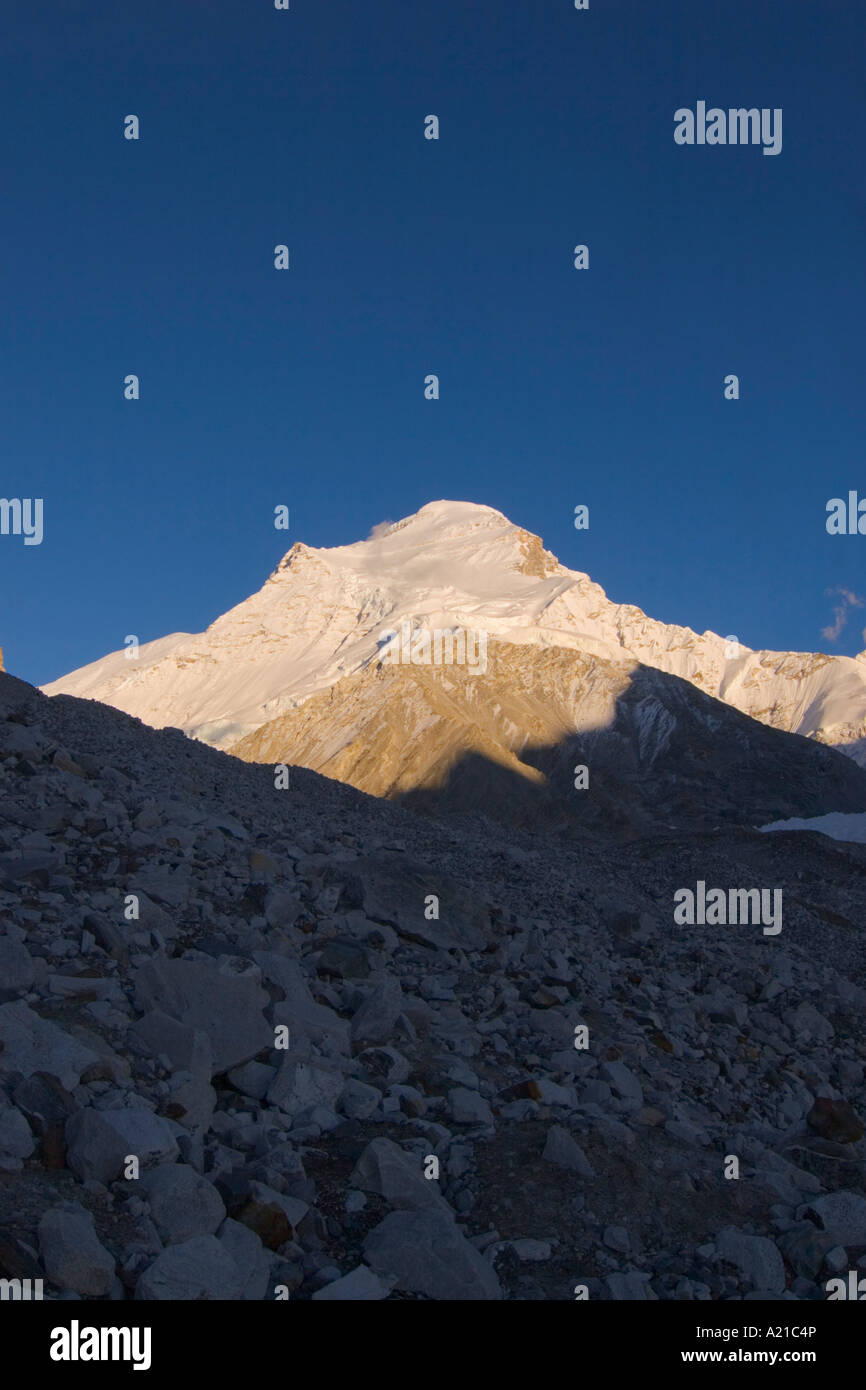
340,1078 -> 381,1120
542,1125 -> 595,1176
129,1010 -> 212,1081
138,1165 -> 225,1245
237,1182 -> 309,1249
449,1087 -> 494,1126
603,1225 -> 630,1254
777,1224 -> 835,1280
350,979 -> 404,1046
134,958 -> 271,1074
716,1227 -> 786,1294
256,952 -> 350,1052
805,1192 -> 866,1246
66,1107 -> 179,1185
263,890 -> 302,930
217,1219 -> 271,1300
227,1060 -> 276,1100
339,856 -> 490,951
0,1002 -> 100,1090
599,1060 -> 644,1106
364,1207 -> 502,1300
38,1203 -> 115,1297
350,1138 -> 451,1215
135,1235 -> 243,1301
267,1057 -> 344,1118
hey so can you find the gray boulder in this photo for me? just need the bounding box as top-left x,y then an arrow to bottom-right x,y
364,1207 -> 502,1300
267,1057 -> 344,1118
139,1165 -> 225,1245
542,1124 -> 595,1176
38,1203 -> 115,1297
135,1235 -> 243,1300
0,1003 -> 100,1090
805,1192 -> 866,1247
134,958 -> 271,1074
66,1107 -> 179,1185
717,1227 -> 786,1294
350,1137 -> 451,1215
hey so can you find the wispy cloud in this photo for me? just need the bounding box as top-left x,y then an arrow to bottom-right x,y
822,587 -> 865,643
366,520 -> 394,541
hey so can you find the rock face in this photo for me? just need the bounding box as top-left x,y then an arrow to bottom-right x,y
231,644 -> 866,833
1,666 -> 866,1302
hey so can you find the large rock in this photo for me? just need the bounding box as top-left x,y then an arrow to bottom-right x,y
135,1235 -> 243,1301
364,1208 -> 502,1300
0,1003 -> 100,1090
66,1107 -> 179,1185
599,1060 -> 644,1107
139,1165 -> 225,1245
350,1138 -> 451,1215
267,1057 -> 344,1118
805,1192 -> 866,1246
134,958 -> 271,1074
340,1078 -> 381,1120
716,1227 -> 786,1294
38,1203 -> 115,1297
254,952 -> 349,1053
449,1087 -> 494,1127
217,1219 -> 271,1300
236,1182 -> 309,1250
542,1124 -> 595,1176
337,856 -> 491,951
128,1010 -> 212,1081
350,978 -> 404,1047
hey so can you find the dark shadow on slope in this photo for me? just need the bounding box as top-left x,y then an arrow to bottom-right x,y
398,663 -> 866,839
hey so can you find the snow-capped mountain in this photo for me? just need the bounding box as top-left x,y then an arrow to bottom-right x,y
42,500 -> 866,768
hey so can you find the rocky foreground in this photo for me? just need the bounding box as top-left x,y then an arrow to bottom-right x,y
1,668 -> 865,1301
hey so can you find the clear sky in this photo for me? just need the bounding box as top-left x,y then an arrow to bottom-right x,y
2,0 -> 864,686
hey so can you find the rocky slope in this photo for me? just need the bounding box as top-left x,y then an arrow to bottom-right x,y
2,669 -> 866,1301
230,639 -> 866,834
42,502 -> 866,768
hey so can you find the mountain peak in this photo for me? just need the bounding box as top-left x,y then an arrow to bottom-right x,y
42,500 -> 866,765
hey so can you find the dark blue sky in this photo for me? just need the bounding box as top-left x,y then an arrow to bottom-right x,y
2,0 -> 864,685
